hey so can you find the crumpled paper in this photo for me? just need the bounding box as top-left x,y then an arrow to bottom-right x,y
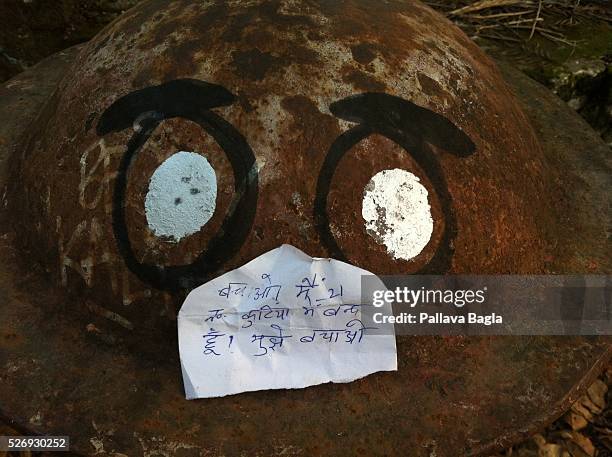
178,244 -> 397,399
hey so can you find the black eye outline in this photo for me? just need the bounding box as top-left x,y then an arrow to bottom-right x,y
97,79 -> 258,291
313,93 -> 476,273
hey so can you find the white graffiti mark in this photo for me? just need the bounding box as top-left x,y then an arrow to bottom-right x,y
79,139 -> 119,212
362,168 -> 433,261
53,139 -> 161,307
135,433 -> 202,457
57,216 -> 92,287
1,186 -> 7,209
57,214 -> 151,306
45,186 -> 51,214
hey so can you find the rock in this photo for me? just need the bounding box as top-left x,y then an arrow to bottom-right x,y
516,445 -> 540,457
565,411 -> 589,431
533,434 -> 548,448
547,58 -> 612,149
561,431 -> 596,457
554,59 -> 607,86
0,48 -> 24,82
587,379 -> 608,411
573,393 -> 604,417
572,401 -> 595,423
532,434 -> 563,457
512,436 -> 541,456
539,443 -> 563,457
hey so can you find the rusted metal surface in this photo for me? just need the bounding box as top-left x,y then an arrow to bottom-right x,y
9,0 -> 552,324
495,61 -> 612,275
0,46 -> 81,191
0,261 -> 609,456
0,1 -> 610,456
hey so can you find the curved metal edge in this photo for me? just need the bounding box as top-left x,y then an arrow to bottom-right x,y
471,341 -> 612,455
472,59 -> 612,455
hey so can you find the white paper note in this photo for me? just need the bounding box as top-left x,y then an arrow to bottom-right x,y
178,244 -> 397,399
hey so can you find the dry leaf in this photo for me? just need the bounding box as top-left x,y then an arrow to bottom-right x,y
565,411 -> 589,431
539,443 -> 563,457
587,379 -> 608,411
561,431 -> 596,457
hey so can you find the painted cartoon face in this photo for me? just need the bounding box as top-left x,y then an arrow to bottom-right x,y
96,79 -> 474,292
12,0 -> 548,327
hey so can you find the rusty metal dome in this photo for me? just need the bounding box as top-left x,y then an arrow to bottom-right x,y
13,0 -> 550,325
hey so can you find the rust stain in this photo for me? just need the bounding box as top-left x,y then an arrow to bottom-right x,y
341,64 -> 388,92
350,43 -> 378,65
231,49 -> 283,82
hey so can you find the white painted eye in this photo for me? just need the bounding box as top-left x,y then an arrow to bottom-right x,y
144,151 -> 217,241
362,168 -> 433,261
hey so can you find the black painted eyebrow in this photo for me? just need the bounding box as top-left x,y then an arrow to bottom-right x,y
329,92 -> 475,157
97,79 -> 236,135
